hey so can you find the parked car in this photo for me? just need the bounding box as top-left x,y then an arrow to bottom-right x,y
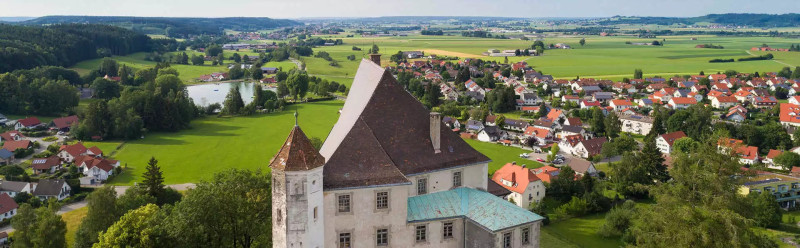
536,158 -> 545,162
552,159 -> 564,164
519,153 -> 529,158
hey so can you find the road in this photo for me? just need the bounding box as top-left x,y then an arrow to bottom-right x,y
0,183 -> 195,234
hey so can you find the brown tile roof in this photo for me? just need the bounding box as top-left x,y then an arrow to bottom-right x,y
31,156 -> 61,170
660,131 -> 687,146
320,59 -> 490,189
269,126 -> 325,172
17,117 -> 41,127
2,140 -> 30,151
75,155 -> 115,172
60,143 -> 88,157
0,194 -> 18,215
51,115 -> 78,129
580,137 -> 607,157
767,149 -> 783,160
0,131 -> 24,142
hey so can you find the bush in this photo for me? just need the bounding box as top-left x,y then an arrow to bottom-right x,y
42,136 -> 58,142
553,196 -> 589,220
738,53 -> 773,62
709,58 -> 735,63
598,200 -> 637,238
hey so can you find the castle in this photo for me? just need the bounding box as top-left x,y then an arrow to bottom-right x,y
270,56 -> 543,248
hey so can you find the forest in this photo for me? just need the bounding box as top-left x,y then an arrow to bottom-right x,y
0,24 -> 157,73
19,16 -> 301,38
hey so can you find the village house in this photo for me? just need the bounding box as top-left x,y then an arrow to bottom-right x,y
2,140 -> 31,153
75,155 -> 120,184
0,194 -> 18,221
568,158 -> 598,176
58,143 -> 103,163
0,149 -> 12,165
570,137 -> 607,159
592,92 -> 614,102
780,103 -> 800,128
31,156 -> 62,174
32,179 -> 71,201
492,163 -> 546,208
609,99 -> 634,112
764,150 -> 784,170
753,96 -> 778,109
619,115 -> 653,136
0,181 -> 32,198
49,115 -> 79,132
712,96 -> 738,109
564,117 -> 583,127
524,126 -> 553,145
478,126 -> 507,142
0,131 -> 24,142
465,120 -> 485,133
270,58 -> 544,248
14,117 -> 42,130
559,125 -> 586,139
668,97 -> 697,110
656,131 -> 687,154
580,100 -> 602,109
503,119 -> 530,132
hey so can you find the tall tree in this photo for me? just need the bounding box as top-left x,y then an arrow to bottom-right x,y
95,204 -> 170,247
590,107 -> 605,135
579,38 -> 586,46
223,85 -> 245,114
33,203 -> 67,248
634,69 -> 643,79
11,204 -> 37,248
250,66 -> 263,80
604,112 -> 621,139
73,186 -> 119,248
142,157 -> 166,199
286,71 -> 309,100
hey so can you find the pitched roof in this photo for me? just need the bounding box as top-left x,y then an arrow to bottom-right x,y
51,115 -> 79,129
568,158 -> 595,174
531,165 -> 560,183
659,131 -> 687,146
610,99 -> 633,106
715,96 -> 737,103
406,187 -> 543,232
0,131 -> 24,142
561,125 -> 584,134
566,117 -> 583,126
487,179 -> 513,196
2,140 -> 30,151
546,109 -> 563,121
0,194 -> 18,214
492,163 -> 541,194
75,155 -> 116,172
269,126 -> 325,172
563,134 -> 583,147
780,103 -> 800,124
31,156 -> 61,170
0,181 -> 29,192
320,59 -> 489,189
524,126 -> 551,139
33,179 -> 67,196
579,137 -> 607,156
767,149 -> 783,160
16,117 -> 41,127
60,143 -> 88,157
670,97 -> 697,105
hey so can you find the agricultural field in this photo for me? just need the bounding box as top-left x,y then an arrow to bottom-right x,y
297,34 -> 800,83
69,51 -> 296,83
100,100 -> 343,185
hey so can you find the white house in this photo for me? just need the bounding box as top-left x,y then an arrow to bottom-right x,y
32,179 -> 71,201
712,96 -> 738,109
668,97 -> 697,110
75,156 -> 119,183
0,181 -> 32,198
656,131 -> 687,154
609,99 -> 634,112
0,194 -> 18,221
619,115 -> 653,136
492,163 -> 546,208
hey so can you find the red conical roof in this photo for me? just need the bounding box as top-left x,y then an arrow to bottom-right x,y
269,126 -> 325,171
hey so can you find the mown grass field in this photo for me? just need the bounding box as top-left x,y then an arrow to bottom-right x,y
543,214 -> 624,248
463,138 -> 544,174
100,100 -> 343,185
300,34 -> 800,82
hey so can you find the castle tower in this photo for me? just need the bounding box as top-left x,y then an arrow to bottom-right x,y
270,123 -> 325,248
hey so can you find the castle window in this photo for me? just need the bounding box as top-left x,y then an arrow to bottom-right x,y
442,222 -> 453,239
417,178 -> 427,195
338,233 -> 351,248
338,194 -> 351,213
376,228 -> 388,246
376,191 -> 389,209
503,232 -> 512,248
313,207 -> 318,220
277,209 -> 282,224
453,171 -> 462,188
522,226 -> 530,244
415,225 -> 427,242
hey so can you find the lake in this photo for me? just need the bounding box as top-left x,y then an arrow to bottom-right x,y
187,82 -> 274,106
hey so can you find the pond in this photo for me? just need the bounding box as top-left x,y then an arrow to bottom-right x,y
187,82 -> 275,106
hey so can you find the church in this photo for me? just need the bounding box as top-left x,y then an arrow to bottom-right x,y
270,55 -> 543,248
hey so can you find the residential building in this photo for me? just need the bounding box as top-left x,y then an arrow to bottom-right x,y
31,156 -> 62,174
568,158 -> 598,176
619,115 -> 653,135
739,178 -> 800,209
478,126 -> 507,142
49,115 -> 79,132
712,96 -> 738,109
14,117 -> 42,130
492,163 -> 546,208
0,194 -> 18,221
32,179 -> 71,201
571,137 -> 607,159
58,143 -> 103,163
656,131 -> 687,154
0,181 -> 32,197
531,166 -> 560,184
75,156 -> 120,184
609,99 -> 634,111
668,97 -> 697,109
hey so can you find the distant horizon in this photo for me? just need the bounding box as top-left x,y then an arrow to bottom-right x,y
1,12 -> 799,21
2,0 -> 800,19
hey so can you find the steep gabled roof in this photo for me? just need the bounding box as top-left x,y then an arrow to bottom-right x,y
320,59 -> 489,190
33,179 -> 66,196
492,163 -> 540,194
269,126 -> 326,172
0,194 -> 18,214
660,131 -> 687,146
51,116 -> 79,129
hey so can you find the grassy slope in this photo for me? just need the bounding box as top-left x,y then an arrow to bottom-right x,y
105,100 -> 342,185
62,207 -> 88,248
543,214 -> 624,248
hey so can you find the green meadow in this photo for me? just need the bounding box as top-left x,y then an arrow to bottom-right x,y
102,100 -> 343,185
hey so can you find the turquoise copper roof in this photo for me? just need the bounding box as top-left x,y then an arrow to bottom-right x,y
407,187 -> 543,232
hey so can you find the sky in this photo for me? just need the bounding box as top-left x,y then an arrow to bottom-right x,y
2,0 -> 800,19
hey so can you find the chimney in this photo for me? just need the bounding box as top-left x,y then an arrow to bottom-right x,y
370,54 -> 381,66
522,164 -> 527,169
430,112 -> 441,154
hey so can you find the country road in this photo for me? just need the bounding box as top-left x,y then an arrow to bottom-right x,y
0,183 -> 195,234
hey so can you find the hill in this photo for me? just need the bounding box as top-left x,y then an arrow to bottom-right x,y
598,13 -> 800,27
20,16 -> 301,38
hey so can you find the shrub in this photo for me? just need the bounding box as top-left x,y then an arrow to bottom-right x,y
598,200 -> 637,238
42,136 -> 58,142
709,58 -> 735,63
554,196 -> 589,220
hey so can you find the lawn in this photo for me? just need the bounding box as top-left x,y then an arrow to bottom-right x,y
543,213 -> 624,248
103,100 -> 343,185
463,138 -> 544,174
62,207 -> 88,248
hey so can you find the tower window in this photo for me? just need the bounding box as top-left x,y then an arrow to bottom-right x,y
503,232 -> 512,248
376,191 -> 389,209
313,207 -> 318,220
338,194 -> 351,213
522,226 -> 530,244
